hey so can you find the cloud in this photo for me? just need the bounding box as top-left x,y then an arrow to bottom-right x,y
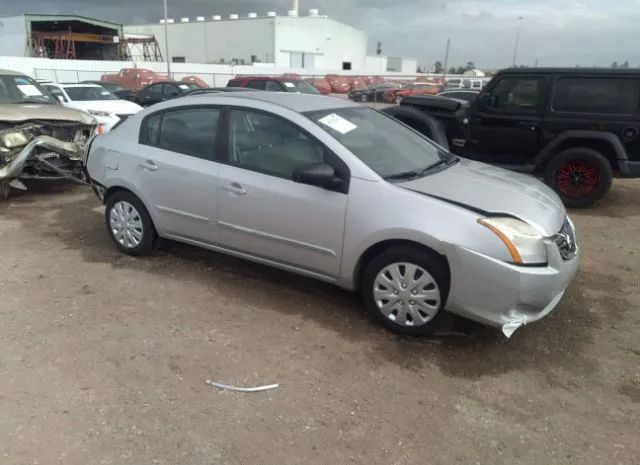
4,0 -> 640,68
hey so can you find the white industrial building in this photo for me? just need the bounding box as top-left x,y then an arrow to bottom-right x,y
125,8 -> 417,73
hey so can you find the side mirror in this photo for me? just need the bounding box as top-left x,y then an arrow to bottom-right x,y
478,93 -> 490,110
293,163 -> 342,190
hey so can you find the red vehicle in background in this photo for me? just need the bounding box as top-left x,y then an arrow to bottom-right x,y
181,75 -> 209,89
384,82 -> 443,104
101,68 -> 171,89
305,77 -> 331,95
348,76 -> 367,90
363,76 -> 386,85
325,75 -> 351,93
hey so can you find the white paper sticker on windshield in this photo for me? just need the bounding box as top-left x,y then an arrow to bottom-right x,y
100,91 -> 111,95
179,84 -> 189,90
283,82 -> 296,88
17,84 -> 43,96
318,113 -> 357,135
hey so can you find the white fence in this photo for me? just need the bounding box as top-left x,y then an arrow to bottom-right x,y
0,55 -> 451,87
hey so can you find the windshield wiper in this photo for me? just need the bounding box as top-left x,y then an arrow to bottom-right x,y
384,156 -> 458,181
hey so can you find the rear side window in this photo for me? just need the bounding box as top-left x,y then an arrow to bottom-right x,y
145,84 -> 162,99
553,77 -> 640,114
247,80 -> 266,90
265,81 -> 283,92
142,108 -> 221,160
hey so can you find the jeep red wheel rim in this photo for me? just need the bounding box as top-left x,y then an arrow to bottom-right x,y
556,161 -> 599,198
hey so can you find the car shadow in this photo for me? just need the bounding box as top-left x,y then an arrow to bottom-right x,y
0,184 -> 615,381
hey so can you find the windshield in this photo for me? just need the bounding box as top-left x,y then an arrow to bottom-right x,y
65,86 -> 118,101
95,81 -> 124,92
305,106 -> 450,179
0,74 -> 56,104
283,80 -> 320,94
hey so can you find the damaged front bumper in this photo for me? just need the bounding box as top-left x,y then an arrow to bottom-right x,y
444,240 -> 580,337
0,135 -> 84,182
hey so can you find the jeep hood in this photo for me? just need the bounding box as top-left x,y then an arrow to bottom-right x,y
0,103 -> 95,124
398,158 -> 566,236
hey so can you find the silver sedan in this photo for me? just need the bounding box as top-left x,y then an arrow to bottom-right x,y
85,92 -> 579,337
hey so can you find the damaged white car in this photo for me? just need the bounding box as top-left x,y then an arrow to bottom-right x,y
0,70 -> 96,200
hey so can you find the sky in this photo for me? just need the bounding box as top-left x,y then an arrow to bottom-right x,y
5,0 -> 640,69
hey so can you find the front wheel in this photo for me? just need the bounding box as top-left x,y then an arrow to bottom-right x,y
395,96 -> 403,104
105,191 -> 156,255
361,247 -> 449,336
543,147 -> 613,208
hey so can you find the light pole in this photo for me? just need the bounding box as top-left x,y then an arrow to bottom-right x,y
163,0 -> 171,76
442,38 -> 450,80
512,16 -> 523,67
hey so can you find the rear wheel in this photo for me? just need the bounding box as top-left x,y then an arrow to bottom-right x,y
360,94 -> 368,103
395,96 -> 403,104
544,147 -> 612,208
362,246 -> 449,336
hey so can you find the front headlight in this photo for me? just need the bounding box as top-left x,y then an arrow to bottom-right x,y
478,217 -> 547,265
0,131 -> 30,149
87,110 -> 112,118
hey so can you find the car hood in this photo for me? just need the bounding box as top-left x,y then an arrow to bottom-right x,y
0,103 -> 95,124
398,158 -> 566,236
67,99 -> 143,115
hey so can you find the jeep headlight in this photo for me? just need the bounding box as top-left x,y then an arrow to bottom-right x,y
478,217 -> 547,265
0,131 -> 30,149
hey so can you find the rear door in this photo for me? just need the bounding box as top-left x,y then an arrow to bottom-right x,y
466,75 -> 548,164
133,106 -> 223,243
217,108 -> 348,278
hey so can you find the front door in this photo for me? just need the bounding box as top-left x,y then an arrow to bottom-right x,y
217,109 -> 348,278
465,75 -> 547,164
133,106 -> 223,243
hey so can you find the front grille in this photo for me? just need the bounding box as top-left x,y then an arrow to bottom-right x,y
552,217 -> 578,260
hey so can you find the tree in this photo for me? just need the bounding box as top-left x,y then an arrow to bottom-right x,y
376,41 -> 382,56
466,61 -> 476,71
448,66 -> 457,74
622,61 -> 629,68
611,61 -> 618,68
434,61 -> 443,73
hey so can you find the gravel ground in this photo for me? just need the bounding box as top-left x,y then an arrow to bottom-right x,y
0,180 -> 638,465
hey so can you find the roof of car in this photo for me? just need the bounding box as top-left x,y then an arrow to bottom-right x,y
232,76 -> 299,82
0,69 -> 27,76
497,67 -> 640,75
56,83 -> 103,88
196,91 -> 359,112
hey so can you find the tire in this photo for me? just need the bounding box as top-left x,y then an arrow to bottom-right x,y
381,106 -> 450,151
361,246 -> 449,336
543,147 -> 613,208
105,191 -> 156,256
395,96 -> 403,104
0,182 -> 10,201
360,94 -> 368,103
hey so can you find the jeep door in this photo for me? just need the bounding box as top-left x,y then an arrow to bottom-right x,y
466,75 -> 548,164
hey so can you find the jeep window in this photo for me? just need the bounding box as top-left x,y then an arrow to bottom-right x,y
553,77 -> 640,114
487,77 -> 544,113
0,74 -> 56,105
65,86 -> 117,101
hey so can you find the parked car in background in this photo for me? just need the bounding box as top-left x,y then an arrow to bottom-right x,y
42,83 -> 142,133
348,76 -> 367,90
363,76 -> 386,86
305,77 -> 332,95
81,80 -> 132,100
349,83 -> 401,102
86,92 -> 579,338
184,87 -> 259,96
226,76 -> 320,94
101,68 -> 171,89
436,89 -> 480,103
325,75 -> 351,93
0,70 -> 96,200
384,68 -> 640,207
384,82 -> 442,104
131,81 -> 200,107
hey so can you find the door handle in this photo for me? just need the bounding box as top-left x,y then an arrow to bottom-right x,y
140,160 -> 158,171
223,182 -> 247,195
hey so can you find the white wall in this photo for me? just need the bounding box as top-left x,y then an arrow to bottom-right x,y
274,17 -> 367,70
126,18 -> 275,65
401,58 -> 418,74
365,56 -> 387,73
0,16 -> 28,57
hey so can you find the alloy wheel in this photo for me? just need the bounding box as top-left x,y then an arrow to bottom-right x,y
109,200 -> 144,249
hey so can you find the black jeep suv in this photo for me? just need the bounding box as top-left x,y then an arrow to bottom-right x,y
384,68 -> 640,207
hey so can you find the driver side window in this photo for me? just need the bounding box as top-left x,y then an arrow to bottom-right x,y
229,109 -> 325,179
487,77 -> 544,113
45,85 -> 67,102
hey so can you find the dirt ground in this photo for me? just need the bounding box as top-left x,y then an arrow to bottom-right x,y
0,179 -> 638,465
